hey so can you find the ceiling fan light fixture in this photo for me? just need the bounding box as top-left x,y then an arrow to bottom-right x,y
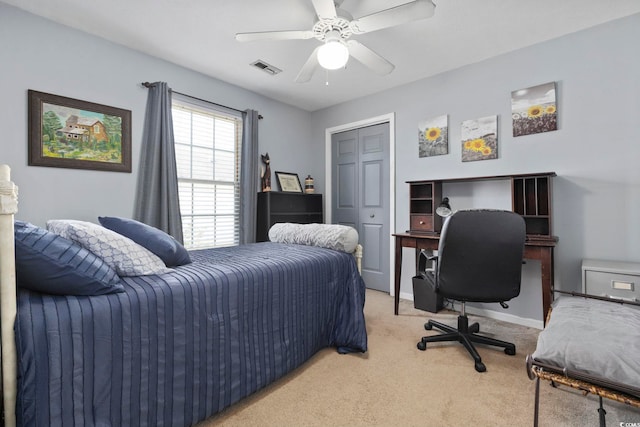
237,0 -> 439,82
317,39 -> 349,70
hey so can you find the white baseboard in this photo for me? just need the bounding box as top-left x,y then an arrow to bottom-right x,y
399,291 -> 544,330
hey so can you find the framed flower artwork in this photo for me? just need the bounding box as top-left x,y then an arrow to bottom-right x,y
511,82 -> 558,137
418,114 -> 448,158
461,115 -> 498,162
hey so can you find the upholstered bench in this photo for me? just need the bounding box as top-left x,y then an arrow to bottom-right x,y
526,295 -> 640,426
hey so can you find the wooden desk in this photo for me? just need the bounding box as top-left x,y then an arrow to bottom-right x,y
393,232 -> 557,321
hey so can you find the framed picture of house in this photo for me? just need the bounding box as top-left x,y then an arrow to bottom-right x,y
28,90 -> 132,172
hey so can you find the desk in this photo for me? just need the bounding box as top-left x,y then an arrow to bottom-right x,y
393,232 -> 557,321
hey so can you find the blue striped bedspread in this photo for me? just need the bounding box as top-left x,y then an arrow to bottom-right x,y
15,242 -> 367,426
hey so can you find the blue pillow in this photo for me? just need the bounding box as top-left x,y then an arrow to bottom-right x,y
98,216 -> 191,267
14,220 -> 124,296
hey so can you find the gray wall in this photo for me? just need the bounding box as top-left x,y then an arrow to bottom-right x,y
310,13 -> 640,324
0,2 -> 314,227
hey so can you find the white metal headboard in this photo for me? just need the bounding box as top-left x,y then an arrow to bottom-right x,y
0,164 -> 18,427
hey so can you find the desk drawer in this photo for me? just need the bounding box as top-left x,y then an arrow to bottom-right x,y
410,215 -> 433,232
582,259 -> 640,303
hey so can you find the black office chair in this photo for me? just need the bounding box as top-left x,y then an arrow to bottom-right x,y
416,209 -> 526,372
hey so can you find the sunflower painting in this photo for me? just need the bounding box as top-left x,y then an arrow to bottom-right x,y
511,82 -> 557,137
461,115 -> 498,162
418,114 -> 448,158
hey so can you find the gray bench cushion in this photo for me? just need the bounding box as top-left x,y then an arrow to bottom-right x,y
532,296 -> 640,390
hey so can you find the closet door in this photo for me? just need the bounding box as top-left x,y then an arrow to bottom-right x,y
332,123 -> 390,292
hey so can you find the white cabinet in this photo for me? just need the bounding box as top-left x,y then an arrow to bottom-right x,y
582,259 -> 640,303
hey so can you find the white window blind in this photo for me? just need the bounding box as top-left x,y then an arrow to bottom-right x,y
172,96 -> 242,249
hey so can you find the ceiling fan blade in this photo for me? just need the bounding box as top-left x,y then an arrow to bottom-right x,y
235,30 -> 315,42
295,46 -> 321,83
350,0 -> 435,34
346,40 -> 394,75
311,0 -> 337,20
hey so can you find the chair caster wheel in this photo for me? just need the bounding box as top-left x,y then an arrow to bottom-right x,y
424,322 -> 433,330
504,346 -> 516,356
475,361 -> 486,372
417,341 -> 426,351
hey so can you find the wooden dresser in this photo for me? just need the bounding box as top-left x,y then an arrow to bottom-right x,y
256,192 -> 323,242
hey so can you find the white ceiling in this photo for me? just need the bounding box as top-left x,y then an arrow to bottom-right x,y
4,0 -> 640,111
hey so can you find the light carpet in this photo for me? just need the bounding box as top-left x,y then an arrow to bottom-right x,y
198,289 -> 639,426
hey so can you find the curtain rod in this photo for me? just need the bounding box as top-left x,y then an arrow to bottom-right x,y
141,82 -> 263,119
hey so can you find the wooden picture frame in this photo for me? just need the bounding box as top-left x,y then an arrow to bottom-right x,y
275,171 -> 303,193
28,90 -> 132,172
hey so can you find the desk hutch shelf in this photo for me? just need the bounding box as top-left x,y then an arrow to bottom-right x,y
408,180 -> 442,233
511,174 -> 553,237
406,172 -> 556,239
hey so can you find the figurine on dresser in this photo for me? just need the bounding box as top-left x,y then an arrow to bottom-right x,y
261,153 -> 271,192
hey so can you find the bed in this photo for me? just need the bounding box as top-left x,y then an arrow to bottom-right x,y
525,293 -> 640,426
0,165 -> 367,427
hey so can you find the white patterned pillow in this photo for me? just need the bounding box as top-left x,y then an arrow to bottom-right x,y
47,220 -> 172,276
268,223 -> 359,253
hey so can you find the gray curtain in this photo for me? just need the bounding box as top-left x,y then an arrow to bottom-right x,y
134,81 -> 184,243
239,109 -> 260,244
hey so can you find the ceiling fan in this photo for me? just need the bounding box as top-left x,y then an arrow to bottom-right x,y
235,0 -> 436,83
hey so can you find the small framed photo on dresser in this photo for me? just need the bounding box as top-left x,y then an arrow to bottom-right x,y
275,171 -> 303,193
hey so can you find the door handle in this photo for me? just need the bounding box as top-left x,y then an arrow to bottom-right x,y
370,214 -> 375,218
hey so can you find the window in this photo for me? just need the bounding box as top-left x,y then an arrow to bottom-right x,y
172,96 -> 242,249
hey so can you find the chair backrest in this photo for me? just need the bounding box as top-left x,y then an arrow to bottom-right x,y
436,209 -> 526,303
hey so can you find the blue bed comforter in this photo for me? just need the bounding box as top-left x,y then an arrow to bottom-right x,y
15,242 -> 367,427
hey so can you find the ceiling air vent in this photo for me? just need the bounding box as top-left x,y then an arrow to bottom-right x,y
251,60 -> 282,76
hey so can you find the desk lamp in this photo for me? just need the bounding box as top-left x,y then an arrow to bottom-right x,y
436,197 -> 452,218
